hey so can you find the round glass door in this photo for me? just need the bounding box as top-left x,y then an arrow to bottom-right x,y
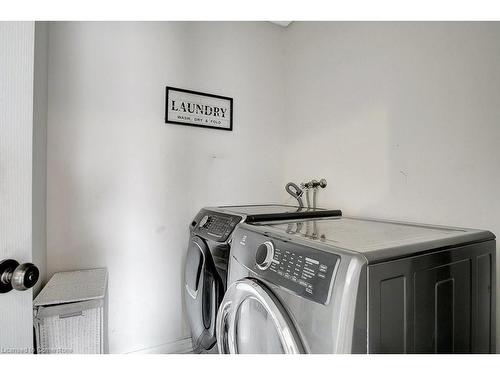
216,278 -> 304,354
235,297 -> 285,353
184,236 -> 223,352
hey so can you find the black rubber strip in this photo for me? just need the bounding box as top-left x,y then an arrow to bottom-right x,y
244,209 -> 342,223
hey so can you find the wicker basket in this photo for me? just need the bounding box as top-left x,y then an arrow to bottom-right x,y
33,269 -> 108,354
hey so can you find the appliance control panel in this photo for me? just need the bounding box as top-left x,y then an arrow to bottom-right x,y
193,210 -> 242,242
234,228 -> 339,305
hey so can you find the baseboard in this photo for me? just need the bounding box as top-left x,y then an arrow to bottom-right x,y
128,337 -> 193,354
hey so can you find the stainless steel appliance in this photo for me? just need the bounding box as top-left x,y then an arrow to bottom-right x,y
217,216 -> 496,353
184,205 -> 341,353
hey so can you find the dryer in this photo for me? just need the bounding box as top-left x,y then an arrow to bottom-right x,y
184,205 -> 341,353
217,216 -> 496,353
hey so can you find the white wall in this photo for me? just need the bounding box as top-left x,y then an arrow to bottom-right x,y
47,21 -> 500,353
283,22 -> 500,348
46,21 -> 286,353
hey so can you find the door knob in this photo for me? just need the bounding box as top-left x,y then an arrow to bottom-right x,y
0,259 -> 40,293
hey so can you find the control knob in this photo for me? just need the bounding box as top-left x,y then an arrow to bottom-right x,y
255,241 -> 275,270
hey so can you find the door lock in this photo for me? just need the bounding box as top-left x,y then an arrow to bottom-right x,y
0,259 -> 39,294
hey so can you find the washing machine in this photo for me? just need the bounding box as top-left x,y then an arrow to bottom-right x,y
184,205 -> 341,353
217,216 -> 496,354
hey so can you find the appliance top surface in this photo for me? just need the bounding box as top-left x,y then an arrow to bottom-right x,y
250,216 -> 495,263
192,204 -> 330,243
211,204 -> 325,215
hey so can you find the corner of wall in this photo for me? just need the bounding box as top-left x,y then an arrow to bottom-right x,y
32,21 -> 49,295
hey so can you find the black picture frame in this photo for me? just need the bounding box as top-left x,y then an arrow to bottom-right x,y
165,86 -> 233,131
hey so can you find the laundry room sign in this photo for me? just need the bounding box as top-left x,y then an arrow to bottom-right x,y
165,86 -> 233,131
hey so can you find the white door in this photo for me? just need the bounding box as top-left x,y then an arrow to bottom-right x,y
0,21 -> 44,354
216,279 -> 305,354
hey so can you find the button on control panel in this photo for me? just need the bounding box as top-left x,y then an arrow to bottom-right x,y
194,211 -> 241,242
251,238 -> 339,305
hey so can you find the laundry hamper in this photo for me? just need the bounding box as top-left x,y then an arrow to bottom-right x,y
33,268 -> 108,354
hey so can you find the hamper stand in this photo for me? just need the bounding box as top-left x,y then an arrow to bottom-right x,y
33,268 -> 108,354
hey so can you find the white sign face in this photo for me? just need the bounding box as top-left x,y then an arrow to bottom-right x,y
165,87 -> 233,131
